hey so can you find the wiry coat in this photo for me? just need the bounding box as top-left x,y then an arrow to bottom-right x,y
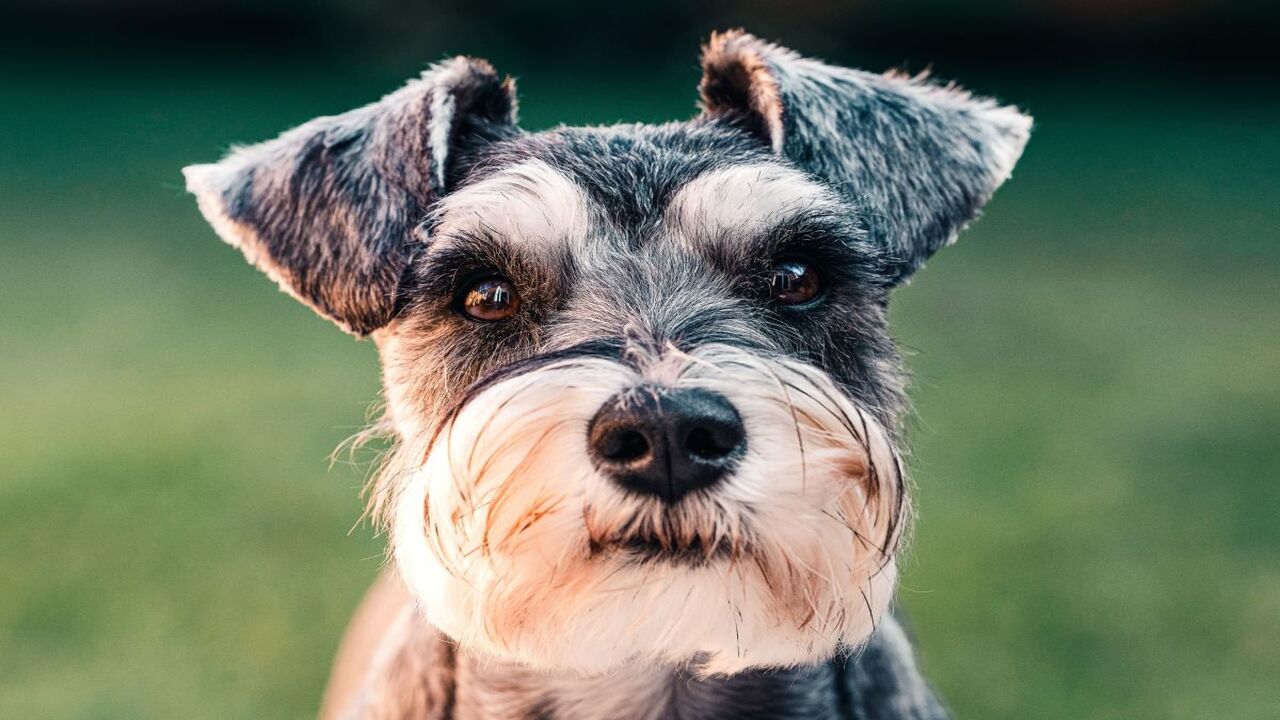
184,29 -> 1029,720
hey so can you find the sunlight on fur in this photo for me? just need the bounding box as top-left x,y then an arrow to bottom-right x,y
384,344 -> 908,675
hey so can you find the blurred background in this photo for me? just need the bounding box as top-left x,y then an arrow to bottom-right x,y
1,1 -> 1277,718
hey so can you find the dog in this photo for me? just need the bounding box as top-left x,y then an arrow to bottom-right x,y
184,30 -> 1029,720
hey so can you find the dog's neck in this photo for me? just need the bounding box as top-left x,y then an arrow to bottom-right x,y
355,605 -> 943,719
436,617 -> 942,720
459,655 -> 844,720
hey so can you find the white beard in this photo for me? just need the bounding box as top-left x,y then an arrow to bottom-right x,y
389,344 -> 906,675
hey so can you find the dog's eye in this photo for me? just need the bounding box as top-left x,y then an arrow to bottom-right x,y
460,277 -> 520,321
768,258 -> 821,305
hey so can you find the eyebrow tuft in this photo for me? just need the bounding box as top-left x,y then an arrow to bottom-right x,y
720,206 -> 862,265
415,230 -> 523,294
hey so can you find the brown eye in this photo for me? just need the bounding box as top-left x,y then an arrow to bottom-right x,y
461,277 -> 521,321
768,258 -> 821,305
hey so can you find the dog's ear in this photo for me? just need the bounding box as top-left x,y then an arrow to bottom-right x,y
184,58 -> 517,335
698,30 -> 1031,284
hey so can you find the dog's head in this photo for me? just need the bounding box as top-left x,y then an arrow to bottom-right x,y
185,31 -> 1029,675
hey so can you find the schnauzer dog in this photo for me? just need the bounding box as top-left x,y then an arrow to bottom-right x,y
185,30 -> 1029,720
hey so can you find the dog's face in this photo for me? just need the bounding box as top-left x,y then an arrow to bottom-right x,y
185,31 -> 1029,674
379,134 -> 910,674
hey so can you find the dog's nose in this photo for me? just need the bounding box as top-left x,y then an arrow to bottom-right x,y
587,388 -> 746,502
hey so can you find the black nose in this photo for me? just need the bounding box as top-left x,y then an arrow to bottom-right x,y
587,388 -> 746,502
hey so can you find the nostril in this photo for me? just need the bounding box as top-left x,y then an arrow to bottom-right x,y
601,428 -> 651,464
685,425 -> 736,461
680,425 -> 732,458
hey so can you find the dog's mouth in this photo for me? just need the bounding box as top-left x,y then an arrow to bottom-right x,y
591,531 -> 741,567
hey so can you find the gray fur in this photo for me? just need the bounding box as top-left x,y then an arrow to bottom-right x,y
699,30 -> 1031,284
184,57 -> 517,335
365,615 -> 946,720
395,125 -> 908,439
184,29 -> 1032,720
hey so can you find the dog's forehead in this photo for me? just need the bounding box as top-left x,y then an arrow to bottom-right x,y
435,123 -> 839,254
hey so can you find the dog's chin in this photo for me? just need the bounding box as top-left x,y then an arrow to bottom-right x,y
593,530 -> 738,566
393,461 -> 899,675
399,525 -> 898,676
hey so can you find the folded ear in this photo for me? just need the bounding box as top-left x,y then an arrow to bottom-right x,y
699,30 -> 1031,284
184,58 -> 517,335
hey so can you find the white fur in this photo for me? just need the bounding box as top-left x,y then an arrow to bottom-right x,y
665,163 -> 839,249
428,90 -> 456,190
428,159 -> 594,254
390,344 -> 904,675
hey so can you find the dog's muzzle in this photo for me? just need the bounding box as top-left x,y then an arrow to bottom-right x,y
587,388 -> 746,503
388,344 -> 907,674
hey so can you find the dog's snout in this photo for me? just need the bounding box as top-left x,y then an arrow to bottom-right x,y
587,388 -> 746,502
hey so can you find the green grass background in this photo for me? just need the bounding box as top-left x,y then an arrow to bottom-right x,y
1,57 -> 1277,719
